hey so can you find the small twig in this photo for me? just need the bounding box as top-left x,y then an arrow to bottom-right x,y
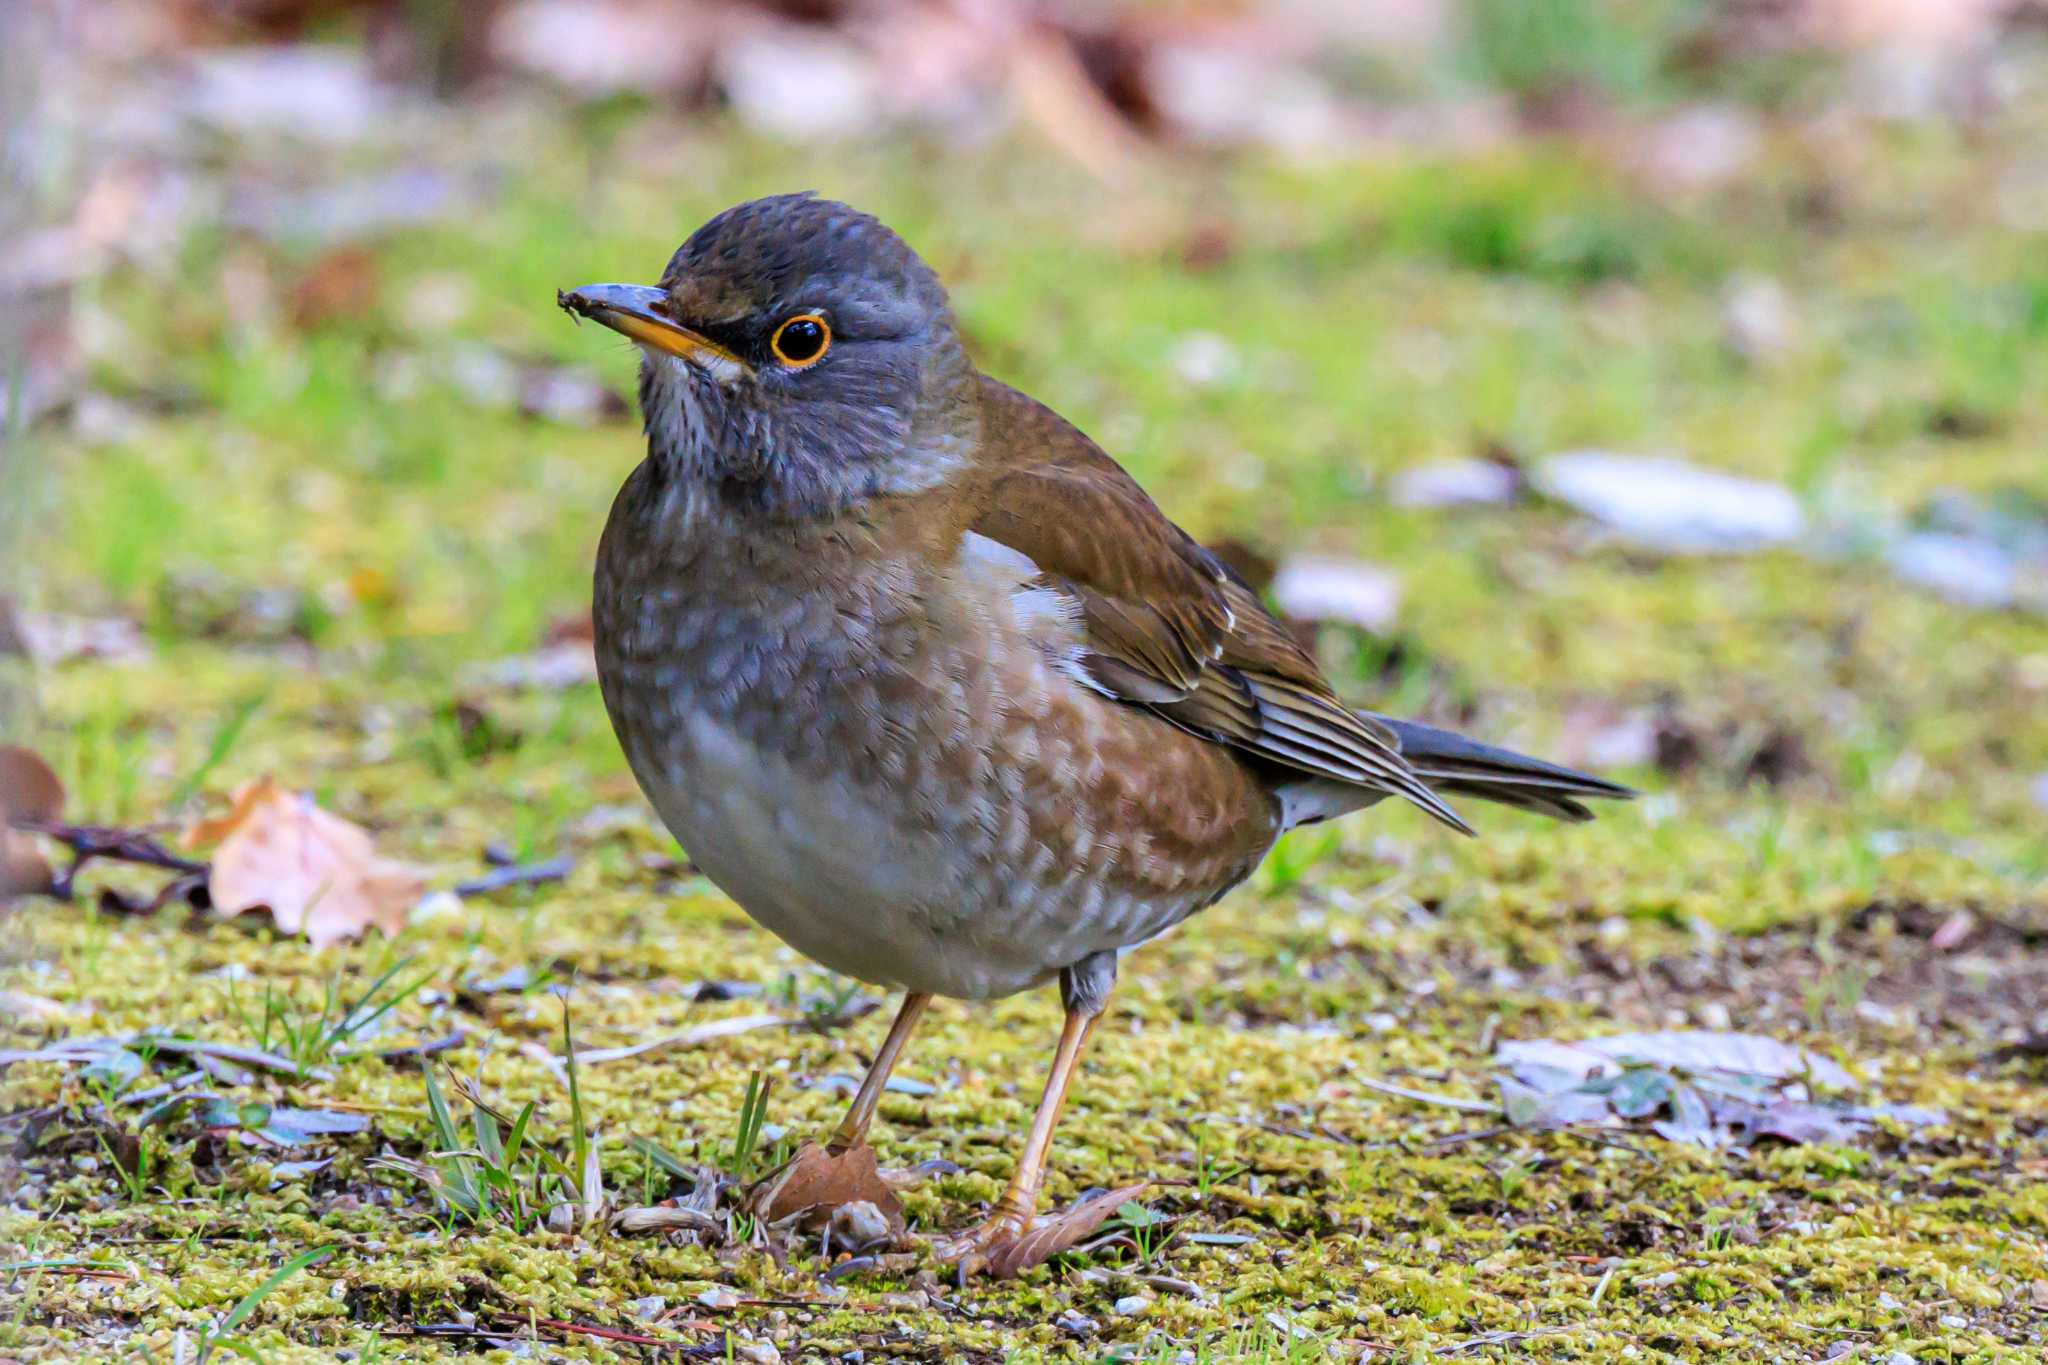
369,1028 -> 469,1064
12,818 -> 207,901
1075,1267 -> 1207,1299
454,856 -> 573,898
566,1012 -> 795,1065
1424,1126 -> 1511,1151
1352,1075 -> 1502,1115
1437,1326 -> 1576,1356
1561,1124 -> 1654,1159
0,1260 -> 132,1281
122,1073 -> 208,1106
499,1315 -> 715,1346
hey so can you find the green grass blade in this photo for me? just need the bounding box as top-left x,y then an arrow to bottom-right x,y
167,692 -> 265,812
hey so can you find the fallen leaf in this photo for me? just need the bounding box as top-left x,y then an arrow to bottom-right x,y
0,989 -> 73,1021
185,778 -> 421,948
1497,1076 -> 1610,1130
1534,451 -> 1806,553
467,642 -> 598,691
1720,272 -> 1797,364
517,365 -> 628,426
289,246 -> 378,328
1497,1031 -> 1855,1090
982,1182 -> 1151,1279
0,605 -> 149,666
1928,909 -> 1976,951
0,745 -> 64,898
1009,27 -> 1141,180
718,20 -> 882,144
186,45 -> 387,143
1390,458 -> 1523,509
1269,556 -> 1402,633
491,0 -> 717,97
199,1099 -> 371,1147
747,1140 -> 906,1237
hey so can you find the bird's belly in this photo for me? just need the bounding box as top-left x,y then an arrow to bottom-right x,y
633,708 -> 1059,999
593,513 -> 1281,1000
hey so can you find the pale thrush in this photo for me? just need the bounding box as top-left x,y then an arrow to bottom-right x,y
560,194 -> 1630,1273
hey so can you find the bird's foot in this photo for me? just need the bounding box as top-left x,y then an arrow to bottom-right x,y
930,1182 -> 1149,1281
931,1208 -> 1034,1281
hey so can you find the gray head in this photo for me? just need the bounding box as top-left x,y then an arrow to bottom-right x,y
560,194 -> 977,521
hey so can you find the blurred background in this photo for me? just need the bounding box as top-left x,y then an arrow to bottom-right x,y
5,0 -> 2045,875
6,1 -> 2048,1356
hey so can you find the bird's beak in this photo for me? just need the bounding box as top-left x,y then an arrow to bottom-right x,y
556,283 -> 746,379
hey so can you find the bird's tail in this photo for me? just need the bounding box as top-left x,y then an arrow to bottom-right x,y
1368,714 -> 1636,824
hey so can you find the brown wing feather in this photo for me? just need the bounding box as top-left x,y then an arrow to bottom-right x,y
964,377 -> 1472,835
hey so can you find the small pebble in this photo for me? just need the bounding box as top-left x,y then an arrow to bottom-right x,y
734,1341 -> 781,1365
698,1287 -> 739,1310
1877,1292 -> 1902,1310
627,1295 -> 666,1320
1114,1295 -> 1150,1316
1884,1354 -> 1914,1365
829,1199 -> 892,1250
1054,1310 -> 1098,1336
1939,1314 -> 1967,1329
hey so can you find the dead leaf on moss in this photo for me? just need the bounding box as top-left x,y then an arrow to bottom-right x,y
184,778 -> 421,947
746,1140 -> 906,1237
0,745 -> 65,898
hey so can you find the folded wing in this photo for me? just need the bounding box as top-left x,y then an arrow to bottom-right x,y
966,377 -> 1473,835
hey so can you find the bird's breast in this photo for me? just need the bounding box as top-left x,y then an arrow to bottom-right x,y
591,466 -> 1278,997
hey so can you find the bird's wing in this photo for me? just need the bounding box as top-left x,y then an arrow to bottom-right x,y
966,377 -> 1471,833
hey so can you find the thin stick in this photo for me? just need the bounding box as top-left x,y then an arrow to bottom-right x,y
1352,1075 -> 1502,1115
566,1013 -> 793,1065
12,819 -> 206,900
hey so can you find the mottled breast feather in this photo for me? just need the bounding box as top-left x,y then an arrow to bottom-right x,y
592,456 -> 1282,999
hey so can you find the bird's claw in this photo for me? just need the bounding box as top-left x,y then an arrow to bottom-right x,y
931,1211 -> 1035,1282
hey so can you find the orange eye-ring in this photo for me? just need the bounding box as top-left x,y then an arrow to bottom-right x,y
770,314 -> 830,368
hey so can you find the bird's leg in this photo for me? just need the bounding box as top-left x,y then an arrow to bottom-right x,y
938,952 -> 1116,1272
749,992 -> 933,1225
828,991 -> 930,1154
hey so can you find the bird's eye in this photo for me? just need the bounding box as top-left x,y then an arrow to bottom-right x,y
770,314 -> 830,368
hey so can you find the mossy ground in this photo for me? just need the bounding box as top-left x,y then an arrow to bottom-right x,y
5,98 -> 2048,1362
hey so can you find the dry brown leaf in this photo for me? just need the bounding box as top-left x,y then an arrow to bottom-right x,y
1009,28 -> 1141,182
289,245 -> 378,328
982,1181 -> 1151,1279
0,745 -> 65,899
185,777 -> 422,948
746,1140 -> 906,1237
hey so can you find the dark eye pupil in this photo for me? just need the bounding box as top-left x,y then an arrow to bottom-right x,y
778,319 -> 824,361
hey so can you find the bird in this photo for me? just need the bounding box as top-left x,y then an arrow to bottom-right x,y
559,193 -> 1631,1275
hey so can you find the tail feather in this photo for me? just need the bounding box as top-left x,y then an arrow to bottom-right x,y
1367,714 -> 1637,825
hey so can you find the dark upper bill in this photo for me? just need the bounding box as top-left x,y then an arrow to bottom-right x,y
557,283 -> 745,377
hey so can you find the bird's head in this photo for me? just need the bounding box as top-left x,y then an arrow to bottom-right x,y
559,193 -> 977,521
